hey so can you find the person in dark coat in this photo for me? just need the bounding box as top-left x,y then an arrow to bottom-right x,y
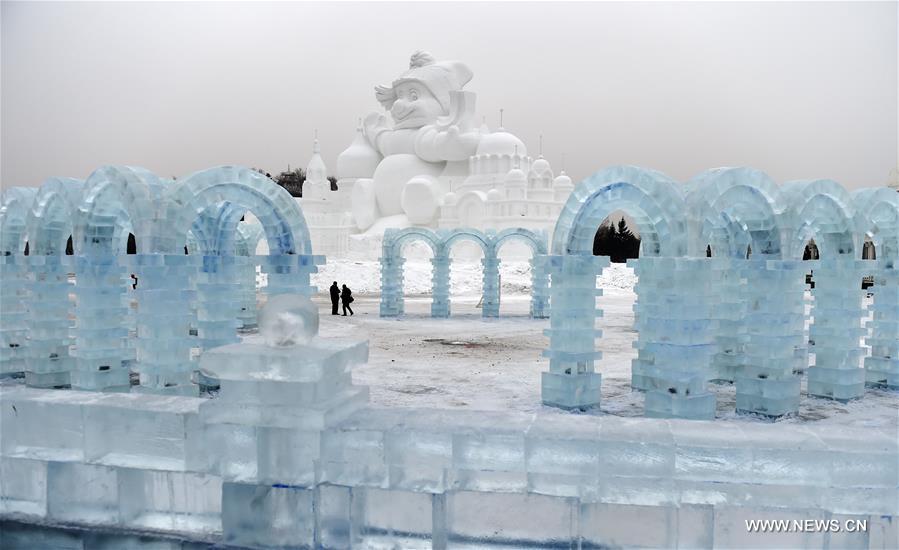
341,284 -> 354,316
329,281 -> 340,315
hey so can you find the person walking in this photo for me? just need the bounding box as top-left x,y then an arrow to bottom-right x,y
329,281 -> 340,315
341,284 -> 354,316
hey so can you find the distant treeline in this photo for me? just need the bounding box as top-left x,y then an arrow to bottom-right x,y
252,167 -> 337,198
593,218 -> 641,263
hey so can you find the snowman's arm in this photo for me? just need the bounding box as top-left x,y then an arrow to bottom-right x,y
415,125 -> 480,162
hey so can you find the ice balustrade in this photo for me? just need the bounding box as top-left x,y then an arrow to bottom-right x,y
0,165 -> 319,394
379,226 -> 549,318
541,165 -> 898,418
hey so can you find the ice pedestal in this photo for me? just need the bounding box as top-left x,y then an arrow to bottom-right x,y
864,262 -> 898,390
431,256 -> 451,318
0,255 -> 30,378
131,254 -> 198,395
735,259 -> 805,418
199,294 -> 369,546
24,256 -> 75,388
379,256 -> 405,317
806,259 -> 867,401
630,258 -> 720,420
481,256 -> 500,318
71,254 -> 131,392
540,254 -> 608,410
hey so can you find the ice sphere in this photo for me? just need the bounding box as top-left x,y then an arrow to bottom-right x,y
258,294 -> 319,347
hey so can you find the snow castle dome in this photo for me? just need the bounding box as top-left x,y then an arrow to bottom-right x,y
476,130 -> 528,157
337,125 -> 381,180
504,166 -> 527,187
486,188 -> 503,201
444,191 -> 459,206
553,170 -> 573,188
530,157 -> 552,179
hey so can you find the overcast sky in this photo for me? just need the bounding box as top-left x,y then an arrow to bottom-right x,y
2,1 -> 896,190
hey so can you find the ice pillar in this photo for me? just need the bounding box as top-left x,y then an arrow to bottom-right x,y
711,258 -> 747,383
865,262 -> 898,389
529,256 -> 550,319
131,254 -> 198,395
379,256 -> 405,317
806,258 -> 867,401
71,254 -> 131,392
195,255 -> 240,351
735,259 -> 805,418
235,255 -> 258,330
540,254 -> 608,410
630,258 -> 719,420
119,255 -> 138,371
0,254 -> 30,378
24,256 -> 75,388
431,256 -> 451,318
481,255 -> 500,318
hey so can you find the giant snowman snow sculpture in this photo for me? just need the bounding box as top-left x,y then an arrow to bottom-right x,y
348,51 -> 495,230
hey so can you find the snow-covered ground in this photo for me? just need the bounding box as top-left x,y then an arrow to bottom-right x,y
306,259 -> 897,434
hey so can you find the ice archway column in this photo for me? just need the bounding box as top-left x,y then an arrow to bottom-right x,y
72,166 -> 161,391
0,187 -> 36,379
542,166 -> 685,411
685,167 -> 806,418
163,166 -> 320,351
786,180 -> 866,401
24,178 -> 83,387
853,188 -> 899,390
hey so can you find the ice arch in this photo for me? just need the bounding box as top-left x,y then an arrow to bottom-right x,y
551,165 -> 686,257
164,166 -> 311,256
783,179 -> 857,259
379,227 -> 550,318
0,187 -> 37,254
74,165 -> 162,255
379,227 -> 443,317
686,167 -> 784,258
853,188 -> 899,262
27,178 -> 84,256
